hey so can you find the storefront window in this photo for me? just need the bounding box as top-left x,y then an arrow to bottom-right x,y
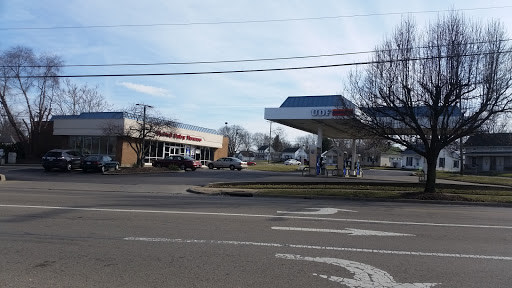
69,136 -> 116,158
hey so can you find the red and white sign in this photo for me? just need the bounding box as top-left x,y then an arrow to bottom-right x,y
156,131 -> 202,142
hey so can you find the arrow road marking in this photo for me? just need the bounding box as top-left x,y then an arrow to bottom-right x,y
277,208 -> 357,214
271,227 -> 415,236
276,253 -> 439,287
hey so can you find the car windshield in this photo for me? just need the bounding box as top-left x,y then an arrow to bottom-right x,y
184,156 -> 194,161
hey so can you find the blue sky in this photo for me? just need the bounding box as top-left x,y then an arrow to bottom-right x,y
2,0 -> 512,143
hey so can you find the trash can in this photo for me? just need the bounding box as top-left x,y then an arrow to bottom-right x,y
8,152 -> 16,164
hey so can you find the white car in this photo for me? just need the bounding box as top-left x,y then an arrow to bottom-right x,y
207,157 -> 248,171
284,159 -> 301,165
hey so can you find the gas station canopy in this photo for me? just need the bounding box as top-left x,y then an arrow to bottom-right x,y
264,95 -> 373,139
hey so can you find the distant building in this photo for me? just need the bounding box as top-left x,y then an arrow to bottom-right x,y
465,133 -> 512,172
379,147 -> 403,168
401,146 -> 460,172
255,145 -> 277,161
237,150 -> 255,162
48,112 -> 228,166
281,147 -> 308,161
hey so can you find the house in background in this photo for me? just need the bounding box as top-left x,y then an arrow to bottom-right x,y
401,146 -> 460,172
237,150 -> 255,162
465,133 -> 512,172
321,148 -> 347,166
255,145 -> 278,161
281,147 -> 308,161
379,147 -> 403,168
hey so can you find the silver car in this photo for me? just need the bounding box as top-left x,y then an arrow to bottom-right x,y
207,157 -> 248,171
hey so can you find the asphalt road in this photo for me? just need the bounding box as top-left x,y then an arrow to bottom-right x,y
0,164 -> 420,186
0,166 -> 511,287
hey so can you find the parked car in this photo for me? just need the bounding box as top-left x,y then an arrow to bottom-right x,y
207,157 -> 248,171
247,161 -> 257,166
42,149 -> 84,171
284,159 -> 301,165
80,154 -> 120,173
151,155 -> 202,171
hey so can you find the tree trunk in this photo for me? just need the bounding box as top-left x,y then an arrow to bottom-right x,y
424,155 -> 438,193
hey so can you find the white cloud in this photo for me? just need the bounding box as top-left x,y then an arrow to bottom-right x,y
117,82 -> 174,98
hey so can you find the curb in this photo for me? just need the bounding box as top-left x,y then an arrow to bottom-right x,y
186,185 -> 512,207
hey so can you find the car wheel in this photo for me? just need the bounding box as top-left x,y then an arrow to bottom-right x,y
237,168 -> 242,171
101,166 -> 106,173
65,162 -> 72,172
155,163 -> 161,168
229,165 -> 235,170
44,167 -> 51,172
208,163 -> 214,169
179,164 -> 186,170
191,167 -> 196,171
115,164 -> 120,170
83,168 -> 88,173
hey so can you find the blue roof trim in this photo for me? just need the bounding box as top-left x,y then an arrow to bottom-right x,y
51,112 -> 125,120
175,123 -> 221,135
51,112 -> 221,135
280,95 -> 355,108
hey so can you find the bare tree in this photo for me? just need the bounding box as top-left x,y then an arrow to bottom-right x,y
295,134 -> 317,149
348,12 -> 512,193
102,105 -> 178,167
358,137 -> 390,166
219,124 -> 247,156
252,132 -> 270,149
481,114 -> 511,133
0,46 -> 62,153
239,130 -> 252,151
54,78 -> 112,115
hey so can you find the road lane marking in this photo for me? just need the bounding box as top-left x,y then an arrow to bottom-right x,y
123,237 -> 512,261
272,227 -> 415,236
1,204 -> 512,229
276,253 -> 439,287
277,208 -> 357,214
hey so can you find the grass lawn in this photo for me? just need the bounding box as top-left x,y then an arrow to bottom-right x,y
437,172 -> 512,187
208,182 -> 512,203
247,160 -> 339,172
247,161 -> 307,172
238,163 -> 512,203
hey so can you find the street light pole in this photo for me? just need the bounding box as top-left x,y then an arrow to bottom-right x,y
136,103 -> 153,166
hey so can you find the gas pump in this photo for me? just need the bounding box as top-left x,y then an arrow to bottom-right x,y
355,154 -> 363,177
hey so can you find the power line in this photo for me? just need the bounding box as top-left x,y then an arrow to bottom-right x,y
3,38 -> 511,69
8,49 -> 512,78
1,5 -> 511,31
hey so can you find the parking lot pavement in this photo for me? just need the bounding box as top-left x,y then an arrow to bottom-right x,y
0,180 -> 193,195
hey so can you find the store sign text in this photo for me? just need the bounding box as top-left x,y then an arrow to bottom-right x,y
311,109 -> 354,117
156,131 -> 202,142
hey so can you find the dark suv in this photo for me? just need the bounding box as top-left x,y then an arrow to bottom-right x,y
42,149 -> 84,171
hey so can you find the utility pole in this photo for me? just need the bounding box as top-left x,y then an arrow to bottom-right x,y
136,103 -> 153,167
268,121 -> 272,163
